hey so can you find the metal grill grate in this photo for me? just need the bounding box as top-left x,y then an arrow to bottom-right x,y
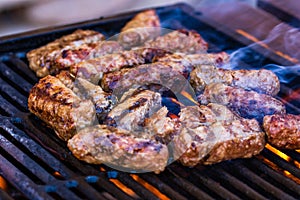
0,3 -> 300,200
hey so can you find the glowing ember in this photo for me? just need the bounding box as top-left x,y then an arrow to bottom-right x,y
168,113 -> 179,119
180,91 -> 199,105
52,171 -> 64,179
0,176 -> 7,191
282,88 -> 300,102
109,179 -> 138,198
130,175 -> 170,200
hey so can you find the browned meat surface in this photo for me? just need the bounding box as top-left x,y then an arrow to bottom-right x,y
198,83 -> 286,122
154,52 -> 230,66
74,78 -> 117,121
105,90 -> 161,132
174,103 -> 265,166
144,29 -> 208,54
144,107 -> 180,144
55,70 -> 75,89
118,9 -> 160,48
27,29 -> 105,77
28,75 -> 96,141
263,114 -> 300,149
191,66 -> 280,96
70,48 -> 167,83
54,41 -> 123,70
68,125 -> 169,173
101,62 -> 188,93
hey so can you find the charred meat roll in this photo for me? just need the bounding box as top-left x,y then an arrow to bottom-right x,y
68,125 -> 169,173
154,52 -> 230,67
174,103 -> 265,166
198,83 -> 286,122
144,29 -> 208,54
191,66 -> 280,96
28,75 -> 96,141
118,9 -> 160,48
105,90 -> 161,132
27,29 -> 105,77
101,62 -> 189,93
54,41 -> 123,70
70,48 -> 167,83
263,114 -> 300,149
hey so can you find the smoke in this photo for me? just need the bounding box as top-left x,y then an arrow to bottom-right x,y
264,64 -> 300,84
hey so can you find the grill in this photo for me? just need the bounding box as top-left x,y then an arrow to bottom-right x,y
1,2 -> 300,200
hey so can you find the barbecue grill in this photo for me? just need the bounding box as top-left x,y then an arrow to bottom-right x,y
1,2 -> 300,200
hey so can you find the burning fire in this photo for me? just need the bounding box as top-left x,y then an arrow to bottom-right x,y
130,174 -> 170,200
236,29 -> 299,63
180,91 -> 199,105
265,144 -> 291,162
0,176 -> 7,191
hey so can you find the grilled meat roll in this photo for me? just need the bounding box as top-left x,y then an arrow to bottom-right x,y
74,78 -> 117,121
54,41 -> 123,70
27,29 -> 105,77
55,70 -> 75,90
118,9 -> 160,48
105,90 -> 161,132
154,52 -> 230,67
70,48 -> 167,83
263,114 -> 300,149
198,83 -> 286,122
144,106 -> 180,144
101,62 -> 188,93
174,103 -> 265,166
68,125 -> 169,173
28,75 -> 96,141
191,66 -> 280,96
144,29 -> 208,54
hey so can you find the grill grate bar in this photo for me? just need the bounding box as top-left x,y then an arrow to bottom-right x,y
5,57 -> 39,84
248,158 -> 300,196
229,161 -> 297,200
138,173 -> 188,200
210,165 -> 267,200
0,78 -> 28,112
116,172 -> 161,200
0,154 -> 52,200
262,148 -> 300,179
166,165 -> 217,200
0,96 -> 20,117
0,62 -> 32,95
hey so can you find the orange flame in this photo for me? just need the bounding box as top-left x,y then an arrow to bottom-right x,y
170,98 -> 185,107
110,179 -> 138,198
0,176 -> 7,191
130,175 -> 170,200
180,91 -> 199,105
265,144 -> 291,162
168,113 -> 179,119
236,29 -> 299,64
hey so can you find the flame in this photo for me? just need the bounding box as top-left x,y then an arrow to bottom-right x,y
110,179 -> 138,198
0,176 -> 7,191
130,175 -> 170,200
236,29 -> 299,64
168,113 -> 179,119
257,155 -> 300,184
170,98 -> 185,107
180,91 -> 199,105
265,144 -> 291,162
53,171 -> 64,179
